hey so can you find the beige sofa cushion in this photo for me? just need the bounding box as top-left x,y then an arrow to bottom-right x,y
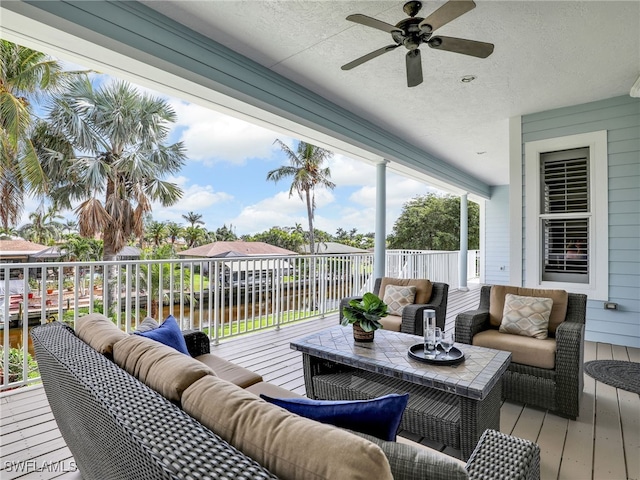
113,335 -> 215,403
499,294 -> 553,339
379,277 -> 433,305
489,286 -> 569,334
195,353 -> 263,388
379,314 -> 402,332
183,375 -> 393,480
245,381 -> 302,399
473,329 -> 557,369
75,313 -> 127,356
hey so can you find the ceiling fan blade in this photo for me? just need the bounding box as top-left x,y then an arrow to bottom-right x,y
346,14 -> 402,34
342,44 -> 400,70
418,0 -> 476,33
428,36 -> 494,58
406,50 -> 423,87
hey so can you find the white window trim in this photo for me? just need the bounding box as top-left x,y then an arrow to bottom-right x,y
524,130 -> 608,300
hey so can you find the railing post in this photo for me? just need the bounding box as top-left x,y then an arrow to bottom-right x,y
459,193 -> 469,291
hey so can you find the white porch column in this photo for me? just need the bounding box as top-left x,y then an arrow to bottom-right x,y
459,193 -> 469,291
374,161 -> 388,279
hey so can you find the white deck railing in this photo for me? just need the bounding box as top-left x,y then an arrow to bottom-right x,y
0,250 -> 480,391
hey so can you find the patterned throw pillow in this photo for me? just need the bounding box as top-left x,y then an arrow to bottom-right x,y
499,293 -> 553,339
383,285 -> 417,316
135,316 -> 159,333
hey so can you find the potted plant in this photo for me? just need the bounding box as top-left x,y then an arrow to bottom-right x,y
341,292 -> 388,342
63,278 -> 74,292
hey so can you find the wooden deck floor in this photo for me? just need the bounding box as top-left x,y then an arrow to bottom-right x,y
1,285 -> 638,480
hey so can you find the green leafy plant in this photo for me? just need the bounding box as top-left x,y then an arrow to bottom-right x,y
0,346 -> 39,384
341,292 -> 388,332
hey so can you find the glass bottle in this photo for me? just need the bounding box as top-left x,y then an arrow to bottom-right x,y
423,309 -> 437,358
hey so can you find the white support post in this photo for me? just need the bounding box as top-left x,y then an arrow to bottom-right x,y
459,193 -> 469,291
374,161 -> 388,280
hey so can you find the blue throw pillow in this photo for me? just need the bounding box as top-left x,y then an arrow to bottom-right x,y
134,315 -> 189,355
260,393 -> 409,441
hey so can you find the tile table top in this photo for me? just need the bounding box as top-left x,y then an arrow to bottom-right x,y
291,325 -> 511,400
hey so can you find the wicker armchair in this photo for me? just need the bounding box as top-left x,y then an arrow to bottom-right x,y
339,278 -> 449,336
455,285 -> 587,419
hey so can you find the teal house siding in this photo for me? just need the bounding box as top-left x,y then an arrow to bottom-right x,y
484,185 -> 510,285
522,96 -> 640,348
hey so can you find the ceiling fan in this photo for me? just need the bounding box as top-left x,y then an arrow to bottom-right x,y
342,0 -> 494,87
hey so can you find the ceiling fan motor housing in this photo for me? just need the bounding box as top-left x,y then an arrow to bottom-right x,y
393,17 -> 431,50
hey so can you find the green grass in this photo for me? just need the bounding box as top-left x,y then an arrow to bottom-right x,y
191,274 -> 210,290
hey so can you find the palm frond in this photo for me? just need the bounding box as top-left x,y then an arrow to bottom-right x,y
75,197 -> 110,237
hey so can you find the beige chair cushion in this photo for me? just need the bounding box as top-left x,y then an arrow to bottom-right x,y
383,285 -> 416,316
499,294 -> 553,339
473,329 -> 556,369
379,278 -> 433,305
195,353 -> 262,388
183,375 -> 393,480
489,286 -> 569,334
355,432 -> 468,480
75,313 -> 127,356
113,335 -> 215,403
396,436 -> 466,467
245,381 -> 302,398
379,314 -> 402,332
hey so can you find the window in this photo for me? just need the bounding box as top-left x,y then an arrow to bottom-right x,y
525,131 -> 608,300
540,148 -> 589,284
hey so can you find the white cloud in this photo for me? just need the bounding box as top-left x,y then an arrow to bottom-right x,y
151,181 -> 233,226
169,101 -> 289,165
348,173 -> 429,208
326,154 -> 375,187
229,189 -> 335,235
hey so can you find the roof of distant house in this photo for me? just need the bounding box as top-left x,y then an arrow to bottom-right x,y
0,240 -> 49,256
178,241 -> 298,258
302,242 -> 369,254
117,246 -> 141,258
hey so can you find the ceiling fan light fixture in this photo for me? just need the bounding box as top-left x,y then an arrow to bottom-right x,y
461,75 -> 477,83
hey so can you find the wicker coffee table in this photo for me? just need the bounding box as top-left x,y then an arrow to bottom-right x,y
290,325 -> 511,459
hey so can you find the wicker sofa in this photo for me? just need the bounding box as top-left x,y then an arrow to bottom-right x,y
455,285 -> 587,419
340,278 -> 449,334
32,319 -> 540,480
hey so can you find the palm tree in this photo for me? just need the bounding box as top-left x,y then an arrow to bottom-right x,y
0,40 -> 88,230
18,205 -> 63,244
0,226 -> 18,239
183,225 -> 207,248
39,78 -> 186,261
182,211 -> 204,228
267,140 -> 335,254
165,221 -> 183,247
61,234 -> 101,261
62,219 -> 78,235
146,221 -> 168,247
215,224 -> 237,241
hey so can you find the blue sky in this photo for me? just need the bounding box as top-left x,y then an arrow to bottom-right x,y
23,69 -> 440,237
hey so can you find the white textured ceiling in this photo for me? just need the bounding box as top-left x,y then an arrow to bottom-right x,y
143,1 -> 640,186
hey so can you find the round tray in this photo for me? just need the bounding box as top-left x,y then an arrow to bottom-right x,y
408,344 -> 465,365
